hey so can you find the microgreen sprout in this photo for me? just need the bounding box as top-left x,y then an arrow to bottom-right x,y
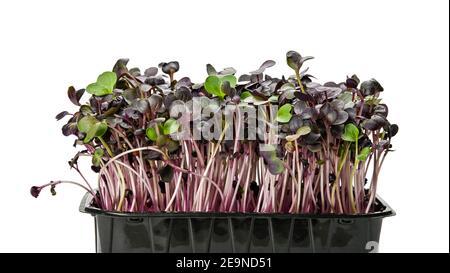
32,51 -> 398,214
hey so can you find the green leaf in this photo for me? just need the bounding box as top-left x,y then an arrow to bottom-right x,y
204,75 -> 237,99
221,75 -> 237,87
146,127 -> 157,141
357,147 -> 371,161
86,71 -> 117,96
92,157 -> 101,167
276,104 -> 293,123
95,122 -> 108,136
78,116 -> 107,143
94,148 -> 104,157
240,91 -> 265,104
240,91 -> 253,101
204,75 -> 224,97
77,116 -> 97,133
97,72 -> 117,89
84,121 -> 108,143
86,83 -> 110,96
365,96 -> 382,106
163,118 -> 179,135
341,123 -> 359,142
268,95 -> 279,102
285,126 -> 311,142
92,148 -> 104,167
84,130 -> 95,143
296,126 -> 311,136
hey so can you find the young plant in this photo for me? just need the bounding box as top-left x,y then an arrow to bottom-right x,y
31,51 -> 398,214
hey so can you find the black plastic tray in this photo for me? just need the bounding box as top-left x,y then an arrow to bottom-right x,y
80,193 -> 395,253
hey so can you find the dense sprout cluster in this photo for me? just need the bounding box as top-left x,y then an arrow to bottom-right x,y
32,51 -> 398,214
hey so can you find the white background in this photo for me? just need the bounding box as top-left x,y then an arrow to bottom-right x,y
0,0 -> 448,253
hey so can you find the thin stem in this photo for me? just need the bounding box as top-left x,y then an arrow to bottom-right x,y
331,143 -> 349,213
295,70 -> 306,93
348,140 -> 358,213
98,136 -> 114,157
36,180 -> 94,196
165,158 -> 185,211
115,164 -> 126,211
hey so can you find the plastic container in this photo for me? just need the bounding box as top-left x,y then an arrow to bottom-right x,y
80,193 -> 394,253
